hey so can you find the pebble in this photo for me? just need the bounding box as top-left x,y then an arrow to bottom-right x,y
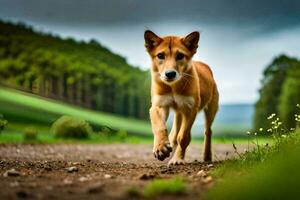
207,164 -> 214,168
104,174 -> 112,179
3,169 -> 21,177
67,166 -> 78,173
138,173 -> 154,180
63,178 -> 73,185
79,177 -> 89,182
196,170 -> 207,177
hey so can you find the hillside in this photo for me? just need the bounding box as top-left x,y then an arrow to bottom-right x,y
0,87 -> 151,135
0,20 -> 150,119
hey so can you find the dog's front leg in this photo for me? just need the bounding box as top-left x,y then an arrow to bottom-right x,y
149,106 -> 172,161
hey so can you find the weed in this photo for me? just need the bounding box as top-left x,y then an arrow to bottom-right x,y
0,114 -> 7,133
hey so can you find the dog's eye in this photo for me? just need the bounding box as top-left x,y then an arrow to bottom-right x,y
157,53 -> 165,59
176,52 -> 185,60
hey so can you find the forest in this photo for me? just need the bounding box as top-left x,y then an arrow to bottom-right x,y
0,20 -> 150,119
254,54 -> 300,131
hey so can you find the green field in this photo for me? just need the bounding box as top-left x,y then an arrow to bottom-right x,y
0,87 -> 152,135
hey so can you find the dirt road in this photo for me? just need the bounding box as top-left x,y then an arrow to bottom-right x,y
0,143 -> 246,199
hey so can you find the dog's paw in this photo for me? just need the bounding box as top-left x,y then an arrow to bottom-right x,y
168,157 -> 185,166
153,140 -> 172,161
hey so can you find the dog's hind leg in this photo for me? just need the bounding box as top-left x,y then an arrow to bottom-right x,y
168,110 -> 197,165
169,112 -> 182,150
203,89 -> 219,162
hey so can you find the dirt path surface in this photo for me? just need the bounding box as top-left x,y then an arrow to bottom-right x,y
0,143 -> 246,200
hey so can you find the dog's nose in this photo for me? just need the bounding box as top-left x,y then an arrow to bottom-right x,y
165,70 -> 177,79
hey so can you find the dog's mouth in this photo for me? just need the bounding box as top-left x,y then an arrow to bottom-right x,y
160,74 -> 181,84
166,77 -> 175,82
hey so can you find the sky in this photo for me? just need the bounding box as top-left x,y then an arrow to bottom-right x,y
0,0 -> 299,104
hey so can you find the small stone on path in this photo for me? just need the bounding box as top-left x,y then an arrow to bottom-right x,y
104,174 -> 112,179
207,164 -> 214,168
138,173 -> 155,180
67,166 -> 78,173
196,170 -> 207,177
4,169 -> 21,177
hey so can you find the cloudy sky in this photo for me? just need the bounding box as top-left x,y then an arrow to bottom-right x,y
0,0 -> 299,104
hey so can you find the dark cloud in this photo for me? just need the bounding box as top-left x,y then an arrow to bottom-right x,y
0,0 -> 300,32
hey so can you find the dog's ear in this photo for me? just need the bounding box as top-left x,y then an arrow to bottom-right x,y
144,30 -> 162,51
182,31 -> 200,53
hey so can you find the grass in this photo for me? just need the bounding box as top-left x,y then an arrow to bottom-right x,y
0,87 -> 152,135
127,177 -> 186,198
207,131 -> 300,200
206,107 -> 300,200
144,177 -> 186,197
206,106 -> 300,200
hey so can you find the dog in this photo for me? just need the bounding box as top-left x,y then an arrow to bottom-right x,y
144,30 -> 219,165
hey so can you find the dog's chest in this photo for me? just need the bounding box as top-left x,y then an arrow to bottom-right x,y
152,94 -> 195,109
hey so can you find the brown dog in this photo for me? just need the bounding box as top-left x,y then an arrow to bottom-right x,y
144,30 -> 219,165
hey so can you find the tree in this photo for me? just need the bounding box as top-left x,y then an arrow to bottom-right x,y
0,20 -> 151,119
254,55 -> 300,131
278,62 -> 300,129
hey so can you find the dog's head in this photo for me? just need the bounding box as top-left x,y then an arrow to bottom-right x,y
144,30 -> 199,85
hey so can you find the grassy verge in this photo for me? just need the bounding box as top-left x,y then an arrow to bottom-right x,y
206,107 -> 300,200
207,131 -> 300,200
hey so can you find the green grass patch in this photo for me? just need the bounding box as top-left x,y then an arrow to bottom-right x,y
142,177 -> 186,198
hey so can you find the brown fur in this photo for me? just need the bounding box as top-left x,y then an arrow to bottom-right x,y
144,30 -> 219,165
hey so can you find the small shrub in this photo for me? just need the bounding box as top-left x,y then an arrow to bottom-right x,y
115,129 -> 128,141
0,114 -> 8,133
100,126 -> 116,136
23,127 -> 38,140
51,116 -> 92,139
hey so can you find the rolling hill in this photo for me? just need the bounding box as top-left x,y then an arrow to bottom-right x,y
0,87 -> 152,135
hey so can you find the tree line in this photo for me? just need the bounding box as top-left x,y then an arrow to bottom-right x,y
0,20 -> 151,119
254,55 -> 300,131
